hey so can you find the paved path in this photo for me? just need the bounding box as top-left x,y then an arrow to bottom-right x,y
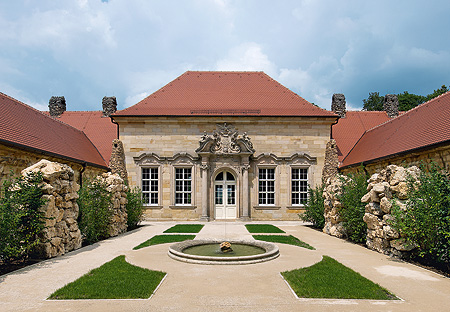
1,221 -> 449,311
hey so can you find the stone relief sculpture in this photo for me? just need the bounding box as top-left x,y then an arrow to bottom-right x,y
196,123 -> 255,155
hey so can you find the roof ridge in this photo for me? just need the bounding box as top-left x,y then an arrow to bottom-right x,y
363,90 -> 450,134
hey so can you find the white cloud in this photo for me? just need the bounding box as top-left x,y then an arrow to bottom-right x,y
125,92 -> 149,108
215,42 -> 278,77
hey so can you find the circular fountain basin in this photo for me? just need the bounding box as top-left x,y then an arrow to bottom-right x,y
168,240 -> 279,265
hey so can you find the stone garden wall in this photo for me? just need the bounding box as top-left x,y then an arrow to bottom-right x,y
362,165 -> 420,257
22,160 -> 82,258
20,160 -> 128,259
323,164 -> 420,258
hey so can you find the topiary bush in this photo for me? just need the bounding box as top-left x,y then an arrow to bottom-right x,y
0,172 -> 46,263
77,178 -> 112,245
337,171 -> 368,243
126,186 -> 144,230
390,164 -> 450,272
299,184 -> 325,229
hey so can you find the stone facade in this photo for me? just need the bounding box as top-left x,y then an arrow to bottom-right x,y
96,172 -> 128,237
361,165 -> 420,257
118,116 -> 332,221
22,160 -> 82,258
0,143 -> 107,187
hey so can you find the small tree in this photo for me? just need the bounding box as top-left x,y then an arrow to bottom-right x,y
126,187 -> 144,230
299,184 -> 325,229
77,178 -> 112,245
0,172 -> 46,263
337,171 -> 368,243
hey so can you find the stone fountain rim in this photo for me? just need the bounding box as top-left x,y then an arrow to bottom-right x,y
168,239 -> 279,265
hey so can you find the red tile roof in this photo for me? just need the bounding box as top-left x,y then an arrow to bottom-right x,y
342,92 -> 450,168
0,92 -> 107,168
332,111 -> 391,162
44,111 -> 117,165
114,71 -> 337,117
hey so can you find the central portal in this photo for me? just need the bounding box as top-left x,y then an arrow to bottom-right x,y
214,171 -> 237,219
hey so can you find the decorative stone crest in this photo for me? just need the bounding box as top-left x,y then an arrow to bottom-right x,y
196,123 -> 255,156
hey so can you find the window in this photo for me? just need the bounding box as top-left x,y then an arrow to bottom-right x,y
258,168 -> 275,205
292,168 -> 308,205
175,168 -> 192,205
142,167 -> 158,205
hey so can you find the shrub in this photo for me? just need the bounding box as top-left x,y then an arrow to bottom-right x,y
77,178 -> 112,244
299,184 -> 325,229
390,164 -> 450,271
126,187 -> 144,230
0,172 -> 46,263
337,172 -> 368,243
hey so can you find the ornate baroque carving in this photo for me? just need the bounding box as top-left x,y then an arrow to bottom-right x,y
196,123 -> 255,155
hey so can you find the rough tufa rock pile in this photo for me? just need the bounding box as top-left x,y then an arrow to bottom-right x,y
362,165 -> 420,257
96,172 -> 128,237
322,139 -> 339,183
109,139 -> 128,182
323,175 -> 346,238
22,159 -> 82,258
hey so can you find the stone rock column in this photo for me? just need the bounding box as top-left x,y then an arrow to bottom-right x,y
331,93 -> 346,118
322,175 -> 346,238
384,94 -> 399,118
22,159 -> 82,258
49,96 -> 66,117
109,139 -> 128,182
96,172 -> 128,237
102,96 -> 117,117
322,139 -> 339,183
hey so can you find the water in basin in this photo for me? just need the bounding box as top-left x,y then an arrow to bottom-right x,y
183,243 -> 265,257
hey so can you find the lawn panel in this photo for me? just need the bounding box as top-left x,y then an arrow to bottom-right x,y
163,224 -> 204,233
133,234 -> 195,250
253,234 -> 315,250
245,224 -> 285,233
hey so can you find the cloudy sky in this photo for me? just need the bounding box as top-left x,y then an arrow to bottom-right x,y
1,0 -> 450,111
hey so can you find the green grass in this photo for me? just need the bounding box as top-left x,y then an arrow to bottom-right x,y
133,234 -> 196,250
253,235 -> 315,250
48,256 -> 166,299
281,256 -> 398,300
245,224 -> 285,233
163,224 -> 204,233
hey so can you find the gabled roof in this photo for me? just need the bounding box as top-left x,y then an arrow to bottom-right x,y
0,92 -> 107,168
332,111 -> 391,162
114,71 -> 337,118
342,91 -> 450,168
44,111 -> 116,164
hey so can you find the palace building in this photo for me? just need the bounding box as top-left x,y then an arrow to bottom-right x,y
111,71 -> 338,220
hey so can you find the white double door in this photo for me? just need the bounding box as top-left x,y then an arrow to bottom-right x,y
214,171 -> 237,219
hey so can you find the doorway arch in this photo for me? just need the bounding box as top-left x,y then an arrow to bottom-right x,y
214,170 -> 237,219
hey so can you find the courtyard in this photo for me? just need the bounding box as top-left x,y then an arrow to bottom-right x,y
0,221 -> 449,312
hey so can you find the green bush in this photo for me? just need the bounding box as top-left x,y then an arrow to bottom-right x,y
0,172 -> 46,263
390,164 -> 450,271
126,186 -> 144,230
77,179 -> 112,245
299,184 -> 325,229
337,172 -> 368,243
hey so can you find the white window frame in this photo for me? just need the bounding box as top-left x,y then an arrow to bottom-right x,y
258,167 -> 276,206
141,166 -> 160,206
174,167 -> 193,206
291,167 -> 309,206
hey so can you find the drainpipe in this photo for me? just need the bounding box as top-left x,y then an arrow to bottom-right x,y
79,162 -> 87,188
110,116 -> 119,139
330,116 -> 340,139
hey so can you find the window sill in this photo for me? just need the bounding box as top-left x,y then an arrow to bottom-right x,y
287,206 -> 305,210
253,205 -> 281,210
169,205 -> 197,209
144,205 -> 163,209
